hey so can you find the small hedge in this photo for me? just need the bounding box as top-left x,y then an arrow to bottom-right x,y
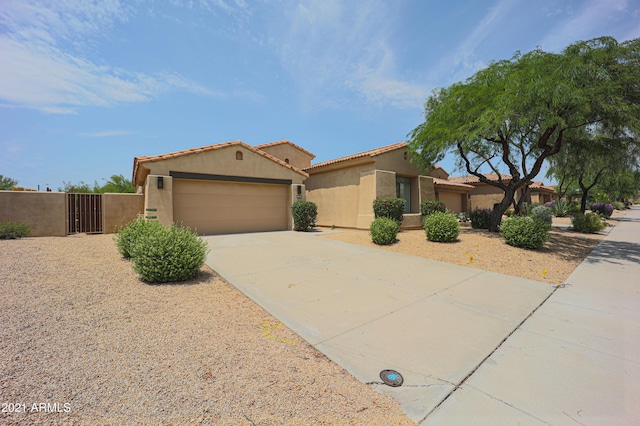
373,197 -> 405,223
292,201 -> 317,231
531,205 -> 553,224
114,218 -> 163,259
611,201 -> 625,210
470,208 -> 492,229
590,203 -> 613,218
420,200 -> 446,217
130,223 -> 209,283
572,213 -> 606,233
0,221 -> 31,239
500,216 -> 550,250
423,212 -> 459,243
370,217 -> 399,245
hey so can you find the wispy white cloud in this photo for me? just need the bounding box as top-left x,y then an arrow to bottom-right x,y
0,0 -> 217,114
276,0 -> 427,110
538,0 -> 640,52
78,130 -> 135,138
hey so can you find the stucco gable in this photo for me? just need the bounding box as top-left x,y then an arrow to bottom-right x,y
254,140 -> 316,159
133,141 -> 308,186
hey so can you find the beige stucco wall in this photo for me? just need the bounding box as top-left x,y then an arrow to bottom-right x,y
258,145 -> 314,170
306,163 -> 372,228
144,175 -> 174,226
139,145 -> 306,186
103,193 -> 144,233
429,167 -> 450,179
0,191 -> 67,237
372,148 -> 429,176
468,183 -> 506,210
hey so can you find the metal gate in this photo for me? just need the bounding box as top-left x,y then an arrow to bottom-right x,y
67,193 -> 103,234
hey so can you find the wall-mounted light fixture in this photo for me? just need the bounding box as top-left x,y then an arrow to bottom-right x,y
297,185 -> 302,195
157,176 -> 164,189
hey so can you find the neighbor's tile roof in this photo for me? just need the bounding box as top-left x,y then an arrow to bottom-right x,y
529,181 -> 557,192
449,173 -> 512,184
433,177 -> 474,190
304,142 -> 409,171
133,140 -> 308,184
254,140 -> 316,159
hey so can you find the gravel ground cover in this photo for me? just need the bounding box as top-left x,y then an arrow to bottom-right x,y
0,234 -> 412,425
322,213 -> 624,285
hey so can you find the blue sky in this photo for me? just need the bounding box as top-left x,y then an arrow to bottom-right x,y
1,0 -> 638,190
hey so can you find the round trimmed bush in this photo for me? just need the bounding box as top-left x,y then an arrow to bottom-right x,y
114,218 -> 163,259
131,223 -> 209,283
500,216 -> 550,250
572,213 -> 606,233
470,208 -> 492,229
423,212 -> 460,243
369,217 -> 399,245
590,202 -> 613,218
292,201 -> 317,231
531,205 -> 553,224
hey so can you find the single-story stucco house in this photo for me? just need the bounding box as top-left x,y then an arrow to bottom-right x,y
132,140 -> 475,234
449,174 -> 558,210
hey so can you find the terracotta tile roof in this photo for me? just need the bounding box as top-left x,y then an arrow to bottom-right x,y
133,140 -> 308,184
254,140 -> 316,159
449,173 -> 513,184
304,142 -> 408,171
529,181 -> 557,192
433,177 -> 474,190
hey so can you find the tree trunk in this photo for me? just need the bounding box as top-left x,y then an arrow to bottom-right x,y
489,188 -> 516,232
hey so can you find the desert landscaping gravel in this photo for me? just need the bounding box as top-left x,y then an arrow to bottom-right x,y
0,212 -> 622,425
0,234 -> 412,425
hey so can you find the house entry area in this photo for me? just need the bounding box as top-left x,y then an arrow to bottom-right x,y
396,176 -> 412,213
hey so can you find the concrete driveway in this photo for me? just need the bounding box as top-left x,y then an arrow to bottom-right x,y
203,230 -> 555,422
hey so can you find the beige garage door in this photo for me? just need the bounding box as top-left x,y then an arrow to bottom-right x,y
173,179 -> 288,234
438,191 -> 463,213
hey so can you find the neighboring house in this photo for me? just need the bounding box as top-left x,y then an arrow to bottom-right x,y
132,140 -> 308,234
132,140 -> 473,234
528,182 -> 558,205
449,174 -> 558,209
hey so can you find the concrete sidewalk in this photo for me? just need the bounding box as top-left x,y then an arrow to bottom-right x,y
426,206 -> 640,425
203,229 -> 555,422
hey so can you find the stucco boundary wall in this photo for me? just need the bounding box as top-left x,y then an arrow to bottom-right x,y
0,191 -> 143,237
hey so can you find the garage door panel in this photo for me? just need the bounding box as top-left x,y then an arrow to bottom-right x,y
173,179 -> 288,234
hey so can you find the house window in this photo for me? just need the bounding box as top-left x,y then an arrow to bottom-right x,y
236,151 -> 243,160
396,176 -> 411,213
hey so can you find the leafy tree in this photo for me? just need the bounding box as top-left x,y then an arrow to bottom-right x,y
94,174 -> 135,193
547,128 -> 640,212
408,37 -> 640,231
58,174 -> 135,193
0,175 -> 18,190
58,181 -> 93,193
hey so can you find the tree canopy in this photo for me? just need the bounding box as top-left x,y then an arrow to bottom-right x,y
0,174 -> 18,190
408,36 -> 640,231
58,174 -> 135,193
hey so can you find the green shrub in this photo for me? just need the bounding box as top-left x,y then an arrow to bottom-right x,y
549,199 -> 570,217
423,212 -> 460,243
292,201 -> 317,231
420,200 -> 446,217
373,197 -> 405,223
500,216 -> 551,250
369,217 -> 399,245
130,223 -> 209,283
470,208 -> 492,229
0,221 -> 31,239
457,211 -> 469,222
531,205 -> 553,224
611,201 -> 625,211
572,213 -> 606,234
114,218 -> 163,259
503,209 -> 515,217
